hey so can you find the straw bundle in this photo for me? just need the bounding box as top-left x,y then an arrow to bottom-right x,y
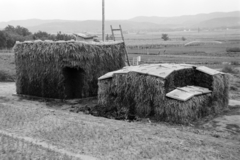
14,40 -> 126,99
194,70 -> 229,113
210,74 -> 229,113
154,94 -> 212,123
98,72 -> 165,119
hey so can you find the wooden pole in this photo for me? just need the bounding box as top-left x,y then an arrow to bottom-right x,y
102,0 -> 105,41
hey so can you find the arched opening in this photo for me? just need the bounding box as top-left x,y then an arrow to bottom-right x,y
62,67 -> 85,99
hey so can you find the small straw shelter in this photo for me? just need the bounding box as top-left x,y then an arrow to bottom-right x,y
14,40 -> 126,99
98,64 -> 229,124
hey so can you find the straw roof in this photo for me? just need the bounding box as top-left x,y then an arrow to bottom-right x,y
98,63 -> 223,80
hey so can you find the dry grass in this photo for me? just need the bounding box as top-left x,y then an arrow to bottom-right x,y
0,133 -> 78,160
0,99 -> 239,160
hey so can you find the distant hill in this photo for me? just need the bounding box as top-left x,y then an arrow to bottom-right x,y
194,17 -> 240,28
0,19 -> 67,29
0,11 -> 239,33
128,16 -> 168,24
130,11 -> 240,27
28,20 -> 163,33
0,19 -> 163,33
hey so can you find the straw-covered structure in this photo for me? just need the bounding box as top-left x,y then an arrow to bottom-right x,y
98,64 -> 229,124
14,40 -> 126,99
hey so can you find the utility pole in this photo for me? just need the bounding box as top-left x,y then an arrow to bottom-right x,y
102,0 -> 105,41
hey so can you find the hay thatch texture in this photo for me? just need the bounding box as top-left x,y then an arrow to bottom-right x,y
194,70 -> 229,113
211,73 -> 229,113
98,64 -> 229,124
154,94 -> 212,124
14,40 -> 126,99
164,68 -> 195,93
98,72 -> 165,119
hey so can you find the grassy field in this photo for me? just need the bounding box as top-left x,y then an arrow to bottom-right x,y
124,29 -> 240,45
0,132 -> 79,160
0,29 -> 240,159
127,42 -> 240,57
1,29 -> 240,77
0,62 -> 239,160
124,29 -> 240,68
0,94 -> 239,160
128,54 -> 240,68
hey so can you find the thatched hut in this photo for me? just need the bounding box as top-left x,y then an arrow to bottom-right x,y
14,40 -> 126,99
98,64 -> 229,124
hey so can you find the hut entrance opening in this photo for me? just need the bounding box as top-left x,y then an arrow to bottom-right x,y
62,67 -> 85,99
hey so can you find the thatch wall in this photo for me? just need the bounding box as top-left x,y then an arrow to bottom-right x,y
165,68 -> 195,93
14,40 -> 126,99
98,72 -> 166,118
194,70 -> 229,113
154,94 -> 212,123
98,65 -> 229,124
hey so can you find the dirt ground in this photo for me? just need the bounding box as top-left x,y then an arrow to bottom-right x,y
0,82 -> 240,160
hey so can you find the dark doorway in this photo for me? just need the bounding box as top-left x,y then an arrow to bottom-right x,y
62,67 -> 85,99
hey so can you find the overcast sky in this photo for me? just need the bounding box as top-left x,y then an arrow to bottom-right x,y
0,0 -> 239,22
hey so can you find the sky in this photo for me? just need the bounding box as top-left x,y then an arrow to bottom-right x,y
0,0 -> 239,22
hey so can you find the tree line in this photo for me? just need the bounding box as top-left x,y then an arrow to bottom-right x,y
0,25 -> 75,49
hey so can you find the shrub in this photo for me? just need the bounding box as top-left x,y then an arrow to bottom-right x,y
0,70 -> 14,82
226,47 -> 240,52
162,34 -> 169,41
182,37 -> 186,41
221,65 -> 239,74
231,61 -> 240,65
